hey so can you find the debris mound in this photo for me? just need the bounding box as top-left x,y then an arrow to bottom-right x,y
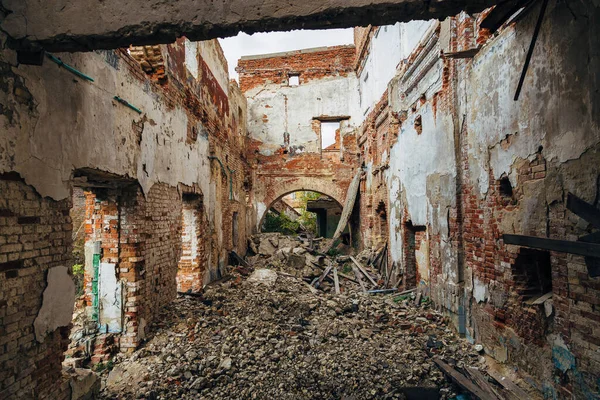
101,257 -> 486,399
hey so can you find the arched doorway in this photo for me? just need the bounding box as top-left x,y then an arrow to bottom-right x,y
260,190 -> 345,239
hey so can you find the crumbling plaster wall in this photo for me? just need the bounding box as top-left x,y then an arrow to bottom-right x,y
464,7 -> 599,200
0,31 -> 253,398
245,75 -> 360,155
239,46 -> 361,229
355,19 -> 454,270
373,0 -> 600,396
455,1 -> 600,396
0,50 -> 208,202
387,20 -> 456,271
356,20 -> 434,120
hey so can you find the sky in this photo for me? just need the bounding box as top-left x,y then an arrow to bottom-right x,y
219,28 -> 354,81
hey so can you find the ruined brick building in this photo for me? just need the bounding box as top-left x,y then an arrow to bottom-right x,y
1,0 -> 599,398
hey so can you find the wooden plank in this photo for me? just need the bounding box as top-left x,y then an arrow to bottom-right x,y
325,170 -> 362,253
444,47 -> 480,59
480,0 -> 531,32
466,367 -> 503,400
414,290 -> 422,306
503,234 -> 600,258
333,267 -> 340,295
398,288 -> 417,296
353,265 -> 367,293
530,291 -> 552,305
311,261 -> 357,283
485,369 -> 531,400
230,251 -> 250,267
433,358 -> 492,400
350,256 -> 377,286
314,263 -> 333,289
567,192 -> 600,230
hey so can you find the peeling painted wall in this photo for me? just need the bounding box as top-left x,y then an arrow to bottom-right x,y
354,1 -> 600,397
356,20 -> 435,120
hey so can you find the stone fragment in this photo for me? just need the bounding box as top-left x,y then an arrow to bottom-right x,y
69,368 -> 100,400
247,269 -> 278,286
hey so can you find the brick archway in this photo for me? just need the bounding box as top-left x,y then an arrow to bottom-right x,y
255,176 -> 349,229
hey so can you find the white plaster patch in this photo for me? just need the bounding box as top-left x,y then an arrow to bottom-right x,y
256,202 -> 267,229
99,263 -> 122,333
415,235 -> 429,284
184,39 -> 199,79
473,277 -> 488,303
34,265 -> 76,343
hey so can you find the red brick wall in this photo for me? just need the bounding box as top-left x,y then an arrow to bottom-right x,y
237,46 -> 356,93
0,174 -> 72,400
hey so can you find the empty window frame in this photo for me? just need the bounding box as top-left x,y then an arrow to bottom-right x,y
288,74 -> 300,86
321,121 -> 340,150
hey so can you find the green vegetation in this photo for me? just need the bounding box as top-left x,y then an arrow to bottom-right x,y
263,191 -> 321,235
93,360 -> 114,372
263,212 -> 301,235
72,263 -> 85,297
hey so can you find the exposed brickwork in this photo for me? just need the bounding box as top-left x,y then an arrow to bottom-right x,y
237,46 -> 356,93
177,194 -> 206,293
0,174 -> 72,400
128,45 -> 167,83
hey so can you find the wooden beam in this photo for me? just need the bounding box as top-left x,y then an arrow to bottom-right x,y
465,367 -> 503,400
230,251 -> 249,267
485,368 -> 531,400
480,0 -> 532,33
433,358 -> 493,400
580,231 -> 600,243
567,193 -> 600,230
333,267 -> 340,295
503,234 -> 600,258
314,263 -> 333,289
514,0 -> 549,101
353,265 -> 368,293
350,256 -> 377,286
444,47 -> 480,59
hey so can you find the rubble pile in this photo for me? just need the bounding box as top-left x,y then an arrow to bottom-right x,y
101,258 -> 485,399
245,233 -> 393,293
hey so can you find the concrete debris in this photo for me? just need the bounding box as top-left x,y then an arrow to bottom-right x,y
67,367 -> 100,400
246,233 -> 397,292
247,269 -> 278,286
100,260 -> 486,399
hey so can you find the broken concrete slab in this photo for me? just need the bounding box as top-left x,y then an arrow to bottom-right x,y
258,240 -> 277,256
69,368 -> 100,400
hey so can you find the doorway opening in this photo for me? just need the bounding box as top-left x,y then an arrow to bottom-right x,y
177,193 -> 204,293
